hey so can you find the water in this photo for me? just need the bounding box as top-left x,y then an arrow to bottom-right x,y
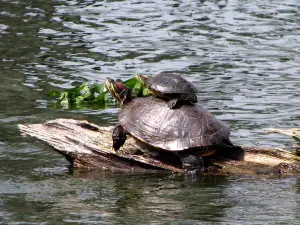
0,0 -> 300,223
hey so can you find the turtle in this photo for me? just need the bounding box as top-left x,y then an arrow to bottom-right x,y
105,77 -> 243,172
136,72 -> 198,109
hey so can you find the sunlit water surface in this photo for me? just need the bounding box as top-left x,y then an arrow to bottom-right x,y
0,0 -> 299,224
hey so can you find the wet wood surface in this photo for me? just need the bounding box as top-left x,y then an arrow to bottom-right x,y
18,119 -> 300,175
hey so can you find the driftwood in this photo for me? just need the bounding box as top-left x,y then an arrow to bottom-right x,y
266,128 -> 300,152
18,119 -> 300,175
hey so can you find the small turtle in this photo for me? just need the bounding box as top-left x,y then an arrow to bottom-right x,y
136,72 -> 198,109
105,78 -> 243,172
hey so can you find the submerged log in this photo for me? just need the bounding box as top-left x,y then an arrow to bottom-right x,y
18,119 -> 300,175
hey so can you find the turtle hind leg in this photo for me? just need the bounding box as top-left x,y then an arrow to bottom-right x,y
179,153 -> 205,173
112,125 -> 128,152
218,145 -> 245,161
183,93 -> 198,103
215,137 -> 244,160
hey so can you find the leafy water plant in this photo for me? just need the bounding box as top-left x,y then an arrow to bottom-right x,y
48,75 -> 151,109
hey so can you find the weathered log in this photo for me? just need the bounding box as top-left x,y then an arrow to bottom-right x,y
18,119 -> 300,175
266,128 -> 300,141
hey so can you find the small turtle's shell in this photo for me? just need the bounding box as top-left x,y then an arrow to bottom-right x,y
119,97 -> 231,151
147,73 -> 198,94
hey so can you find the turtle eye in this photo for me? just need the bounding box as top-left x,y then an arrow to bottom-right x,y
139,75 -> 147,81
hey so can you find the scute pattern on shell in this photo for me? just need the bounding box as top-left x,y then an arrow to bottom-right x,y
147,73 -> 198,94
118,97 -> 231,151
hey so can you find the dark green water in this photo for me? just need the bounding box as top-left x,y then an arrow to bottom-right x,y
0,0 -> 300,224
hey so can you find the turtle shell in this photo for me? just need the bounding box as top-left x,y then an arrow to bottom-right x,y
118,96 -> 231,151
146,73 -> 198,94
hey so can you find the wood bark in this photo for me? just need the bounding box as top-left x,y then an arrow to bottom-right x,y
18,119 -> 300,175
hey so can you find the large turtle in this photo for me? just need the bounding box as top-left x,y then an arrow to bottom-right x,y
105,78 -> 243,172
136,72 -> 198,109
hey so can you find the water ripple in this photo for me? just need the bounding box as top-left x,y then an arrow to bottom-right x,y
0,1 -> 300,222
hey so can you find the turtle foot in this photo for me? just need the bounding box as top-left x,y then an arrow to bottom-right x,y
112,125 -> 127,152
181,154 -> 204,173
167,99 -> 178,109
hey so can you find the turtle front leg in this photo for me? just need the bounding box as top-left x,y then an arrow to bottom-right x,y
112,125 -> 128,152
179,153 -> 204,173
168,99 -> 179,109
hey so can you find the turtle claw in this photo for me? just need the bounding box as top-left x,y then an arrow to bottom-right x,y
111,146 -> 117,153
168,99 -> 178,109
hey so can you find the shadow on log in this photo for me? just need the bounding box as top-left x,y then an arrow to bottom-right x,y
18,119 -> 300,176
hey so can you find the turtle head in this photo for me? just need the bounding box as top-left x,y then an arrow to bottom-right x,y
136,74 -> 154,96
105,77 -> 132,104
135,74 -> 148,86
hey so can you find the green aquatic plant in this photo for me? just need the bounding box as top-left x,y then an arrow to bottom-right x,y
48,75 -> 151,109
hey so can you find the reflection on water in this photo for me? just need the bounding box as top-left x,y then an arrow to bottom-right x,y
0,0 -> 299,223
1,170 -> 300,224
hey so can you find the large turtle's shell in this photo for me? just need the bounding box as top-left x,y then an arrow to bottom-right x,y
119,97 -> 231,151
147,73 -> 198,94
